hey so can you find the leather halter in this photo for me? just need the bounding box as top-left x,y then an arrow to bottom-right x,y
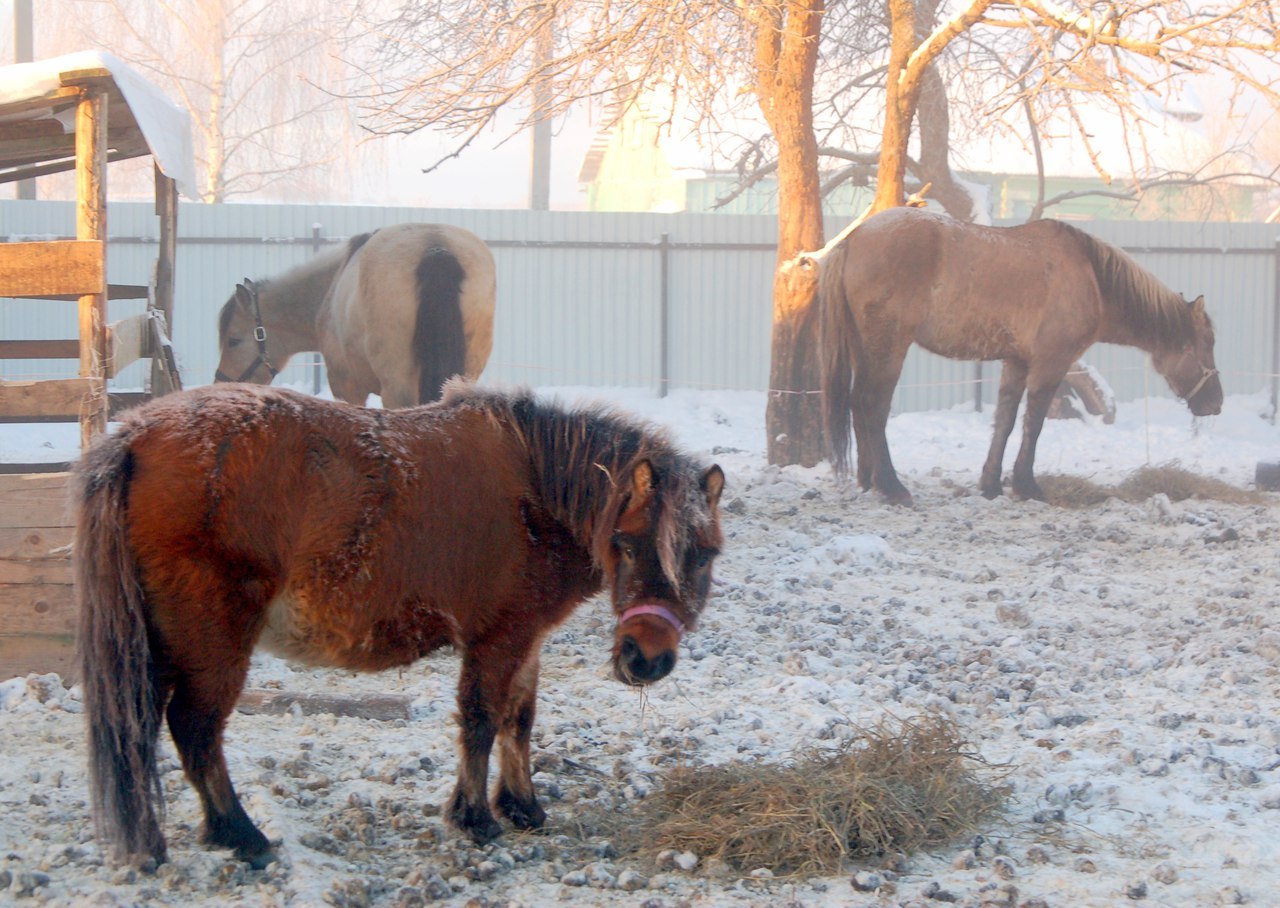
1185,363 -> 1218,401
618,603 -> 686,637
1178,346 -> 1218,401
215,282 -> 279,383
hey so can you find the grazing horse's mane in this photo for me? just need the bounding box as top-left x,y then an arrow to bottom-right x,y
440,382 -> 705,586
1058,221 -> 1203,348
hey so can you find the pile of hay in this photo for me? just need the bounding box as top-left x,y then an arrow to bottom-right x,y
1041,464 -> 1268,509
621,715 -> 1006,877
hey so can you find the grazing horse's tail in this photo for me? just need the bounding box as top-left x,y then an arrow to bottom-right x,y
75,433 -> 167,866
818,237 -> 856,476
413,239 -> 468,404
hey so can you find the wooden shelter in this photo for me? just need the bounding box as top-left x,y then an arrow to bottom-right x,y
0,52 -> 195,679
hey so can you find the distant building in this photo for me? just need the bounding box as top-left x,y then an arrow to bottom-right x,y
579,93 -> 1272,222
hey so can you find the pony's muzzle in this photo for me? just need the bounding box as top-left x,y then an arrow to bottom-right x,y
613,634 -> 676,685
612,605 -> 684,686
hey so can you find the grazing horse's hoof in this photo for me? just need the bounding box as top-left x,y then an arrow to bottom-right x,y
496,786 -> 547,830
236,846 -> 277,870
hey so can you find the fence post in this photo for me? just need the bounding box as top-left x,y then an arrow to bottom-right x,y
658,232 -> 670,399
1270,238 -> 1280,424
973,362 -> 983,412
312,223 -> 324,396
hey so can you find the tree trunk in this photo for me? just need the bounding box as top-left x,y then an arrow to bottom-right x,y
753,0 -> 827,467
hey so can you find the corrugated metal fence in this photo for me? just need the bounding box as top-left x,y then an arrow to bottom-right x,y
3,199 -> 1278,415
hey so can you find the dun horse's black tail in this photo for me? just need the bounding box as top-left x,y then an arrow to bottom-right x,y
413,237 -> 468,404
74,434 -> 167,866
818,238 -> 856,476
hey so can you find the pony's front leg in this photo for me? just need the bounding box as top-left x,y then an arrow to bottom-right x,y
1009,371 -> 1062,501
493,651 -> 546,830
980,360 -> 1028,498
447,633 -> 542,844
447,652 -> 505,844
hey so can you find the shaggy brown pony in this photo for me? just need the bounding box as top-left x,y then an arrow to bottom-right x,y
75,382 -> 723,868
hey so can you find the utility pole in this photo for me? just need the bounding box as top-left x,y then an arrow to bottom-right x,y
15,0 -> 37,199
528,12 -> 552,210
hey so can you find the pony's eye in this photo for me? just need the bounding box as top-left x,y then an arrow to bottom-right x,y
227,338 -> 243,349
614,537 -> 636,561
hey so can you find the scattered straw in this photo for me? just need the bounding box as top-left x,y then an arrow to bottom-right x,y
614,715 -> 1006,877
1041,464 -> 1270,509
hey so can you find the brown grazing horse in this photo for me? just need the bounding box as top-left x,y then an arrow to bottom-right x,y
75,382 -> 724,868
216,223 -> 495,406
820,207 -> 1222,504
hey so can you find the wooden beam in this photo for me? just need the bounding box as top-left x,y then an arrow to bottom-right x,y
0,240 -> 105,298
0,633 -> 76,682
76,87 -> 109,448
236,690 -> 414,722
0,558 -> 73,586
8,283 -> 150,303
106,312 -> 149,378
0,377 -> 97,421
0,526 -> 74,560
0,340 -> 80,360
0,582 -> 75,636
0,471 -> 73,528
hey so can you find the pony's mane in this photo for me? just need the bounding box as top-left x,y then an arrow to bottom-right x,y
440,382 -> 710,586
218,234 -> 375,339
1059,222 -> 1201,347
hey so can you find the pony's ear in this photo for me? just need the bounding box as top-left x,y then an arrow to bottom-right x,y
234,280 -> 255,310
627,460 -> 655,505
701,465 -> 724,510
1191,294 -> 1205,314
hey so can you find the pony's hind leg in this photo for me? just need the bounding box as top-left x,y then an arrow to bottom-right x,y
852,356 -> 912,505
980,360 -> 1028,498
166,668 -> 274,867
493,652 -> 546,830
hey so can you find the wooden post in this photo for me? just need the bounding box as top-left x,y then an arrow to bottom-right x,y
76,87 -> 109,449
151,165 -> 178,396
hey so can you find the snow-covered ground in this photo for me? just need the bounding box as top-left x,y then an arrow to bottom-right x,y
2,386 -> 1279,907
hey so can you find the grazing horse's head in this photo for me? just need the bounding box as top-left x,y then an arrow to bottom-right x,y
1150,296 -> 1223,417
602,458 -> 724,686
215,280 -> 286,385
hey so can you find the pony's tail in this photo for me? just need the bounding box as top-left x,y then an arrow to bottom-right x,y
413,242 -> 468,404
818,239 -> 856,476
75,435 -> 167,866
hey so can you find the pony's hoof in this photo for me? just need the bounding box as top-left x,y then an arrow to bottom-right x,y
448,793 -> 504,845
495,786 -> 547,830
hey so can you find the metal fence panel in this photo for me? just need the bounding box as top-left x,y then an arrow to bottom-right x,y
3,200 -> 1277,417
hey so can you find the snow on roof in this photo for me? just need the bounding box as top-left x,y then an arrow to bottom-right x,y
0,50 -> 197,199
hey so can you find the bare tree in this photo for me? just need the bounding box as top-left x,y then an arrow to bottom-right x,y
51,0 -> 364,202
354,0 -> 1279,465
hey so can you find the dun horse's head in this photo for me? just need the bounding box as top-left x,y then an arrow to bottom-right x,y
1150,295 -> 1223,417
215,280 -> 285,385
601,459 -> 724,686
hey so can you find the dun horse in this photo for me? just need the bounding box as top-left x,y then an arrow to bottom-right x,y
75,382 -> 724,868
820,207 -> 1222,504
216,223 -> 495,406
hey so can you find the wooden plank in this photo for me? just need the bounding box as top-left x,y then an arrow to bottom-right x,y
0,472 -> 73,528
0,462 -> 72,474
0,377 -> 97,420
0,582 -> 76,636
0,340 -> 79,360
0,240 -> 105,297
106,312 -> 149,378
236,689 -> 414,722
8,283 -> 151,302
0,633 -> 76,682
0,526 -> 74,560
0,559 -> 73,585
